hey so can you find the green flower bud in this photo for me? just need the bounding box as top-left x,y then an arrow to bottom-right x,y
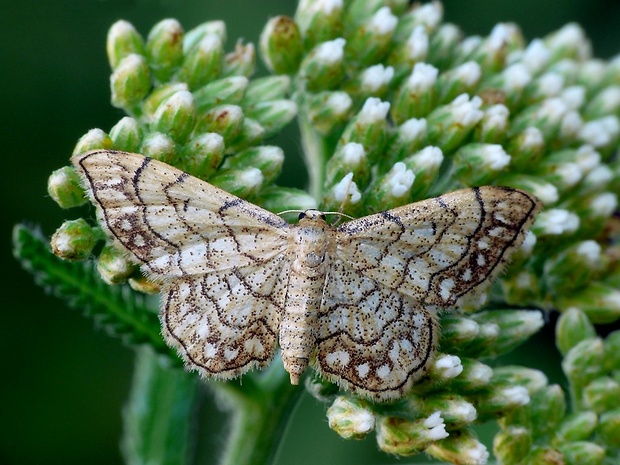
570,192 -> 617,238
140,132 -> 177,164
142,83 -> 188,120
445,359 -> 493,393
498,174 -> 558,205
194,104 -> 244,145
521,71 -> 565,106
376,412 -> 448,456
505,127 -> 545,170
556,411 -> 598,442
558,441 -> 605,465
409,393 -> 477,429
473,103 -> 509,144
471,24 -> 524,73
576,59 -> 607,94
223,146 -> 284,185
128,275 -> 161,295
439,61 -> 483,106
73,128 -> 113,155
545,23 -> 592,62
109,117 -> 143,152
555,307 -> 597,356
416,354 -> 463,390
479,63 -> 531,110
306,91 -> 353,135
556,282 -> 620,324
470,310 -> 543,357
493,426 -> 531,465
381,118 -> 428,171
365,162 -> 415,211
391,63 -> 438,124
322,172 -> 363,214
578,116 -> 620,159
584,85 -> 620,119
193,76 -> 248,111
110,54 -> 151,110
582,376 -> 620,413
106,20 -> 145,69
428,23 -> 461,70
512,97 -> 572,144
51,219 -> 98,261
153,90 -> 197,143
178,132 -> 225,179
456,322 -> 499,359
452,143 -> 511,186
530,384 -> 566,437
387,26 -> 429,83
473,383 -> 530,420
295,0 -> 343,49
392,2 -> 443,45
259,16 -> 303,75
245,99 -> 297,138
344,64 -> 394,103
597,407 -> 620,449
345,7 -> 398,67
545,241 -> 605,296
339,97 -> 390,163
222,41 -> 255,78
325,143 -> 370,191
183,21 -> 226,53
604,330 -> 620,372
439,314 -> 480,351
48,166 -> 87,209
491,366 -> 549,395
426,94 -> 483,153
146,19 -> 184,82
531,208 -> 579,237
426,427 -> 489,465
97,243 -> 135,285
299,38 -> 346,91
224,118 -> 265,154
326,396 -> 375,440
344,0 -> 399,31
561,337 -> 605,388
254,186 -> 317,221
242,76 -> 291,106
523,446 -> 565,465
209,167 -> 264,199
178,34 -> 223,89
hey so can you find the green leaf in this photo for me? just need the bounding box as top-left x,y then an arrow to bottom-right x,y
12,223 -> 170,355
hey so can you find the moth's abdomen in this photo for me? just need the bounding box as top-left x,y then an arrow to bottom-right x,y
280,217 -> 333,384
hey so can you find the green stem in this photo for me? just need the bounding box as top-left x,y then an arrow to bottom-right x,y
217,362 -> 301,465
298,111 -> 330,203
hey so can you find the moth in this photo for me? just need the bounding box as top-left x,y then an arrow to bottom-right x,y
73,150 -> 540,401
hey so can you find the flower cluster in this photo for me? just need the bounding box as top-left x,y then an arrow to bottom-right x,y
30,0 -> 620,463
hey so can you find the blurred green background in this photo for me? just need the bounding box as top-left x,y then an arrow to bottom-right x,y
2,1 -> 619,464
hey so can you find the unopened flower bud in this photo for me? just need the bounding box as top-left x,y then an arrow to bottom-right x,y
376,412 -> 448,455
209,167 -> 264,199
555,307 -> 597,356
146,19 -> 184,82
326,396 -> 375,439
97,243 -> 135,285
111,54 -> 151,110
179,34 -> 223,89
107,20 -> 145,69
245,99 -> 297,138
179,132 -> 225,179
153,90 -> 197,143
48,166 -> 87,209
140,132 -> 177,164
109,117 -> 143,152
51,219 -> 98,261
193,76 -> 248,111
260,16 -> 303,75
426,427 -> 489,465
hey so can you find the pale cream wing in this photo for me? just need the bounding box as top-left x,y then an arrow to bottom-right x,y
312,259 -> 438,401
72,150 -> 290,280
335,187 -> 540,308
162,255 -> 290,378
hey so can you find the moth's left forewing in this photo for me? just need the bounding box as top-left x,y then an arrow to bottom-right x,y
335,187 -> 541,308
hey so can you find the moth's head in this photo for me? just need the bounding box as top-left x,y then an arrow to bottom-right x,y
298,209 -> 327,223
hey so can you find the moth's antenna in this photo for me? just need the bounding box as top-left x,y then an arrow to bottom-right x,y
277,209 -> 304,216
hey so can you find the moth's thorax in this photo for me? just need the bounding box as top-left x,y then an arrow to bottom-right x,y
291,210 -> 334,270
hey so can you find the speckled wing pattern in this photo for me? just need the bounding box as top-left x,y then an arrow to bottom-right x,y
313,187 -> 540,399
73,150 -> 540,400
72,150 -> 291,378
